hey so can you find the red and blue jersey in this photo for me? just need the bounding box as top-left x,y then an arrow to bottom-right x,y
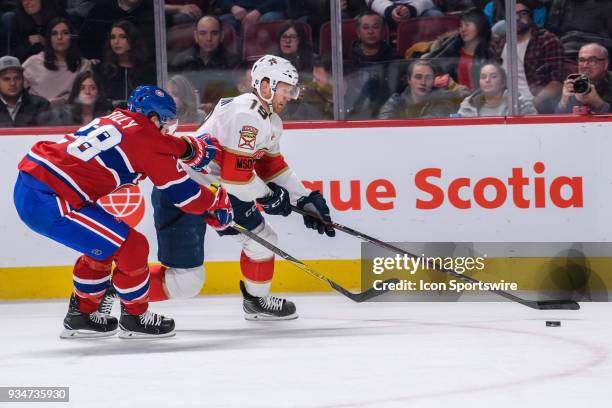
18,109 -> 215,214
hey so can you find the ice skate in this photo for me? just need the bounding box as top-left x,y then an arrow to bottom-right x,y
60,293 -> 118,339
240,280 -> 298,321
118,305 -> 175,339
97,285 -> 118,315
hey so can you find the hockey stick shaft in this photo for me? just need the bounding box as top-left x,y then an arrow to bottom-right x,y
231,223 -> 398,302
290,206 -> 579,310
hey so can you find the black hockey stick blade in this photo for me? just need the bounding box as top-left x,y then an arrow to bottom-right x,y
231,223 -> 398,302
290,206 -> 580,311
531,300 -> 580,310
328,278 -> 401,303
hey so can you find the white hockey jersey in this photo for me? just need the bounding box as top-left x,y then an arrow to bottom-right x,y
187,93 -> 309,203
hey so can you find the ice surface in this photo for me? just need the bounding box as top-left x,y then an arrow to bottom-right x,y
0,295 -> 610,407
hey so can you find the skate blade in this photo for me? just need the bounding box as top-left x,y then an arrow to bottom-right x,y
118,329 -> 176,339
60,328 -> 118,339
244,312 -> 298,321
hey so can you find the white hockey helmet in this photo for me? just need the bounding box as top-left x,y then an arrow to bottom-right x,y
251,55 -> 300,104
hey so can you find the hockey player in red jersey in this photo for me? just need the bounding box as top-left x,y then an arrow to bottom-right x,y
13,85 -> 233,339
128,55 -> 336,321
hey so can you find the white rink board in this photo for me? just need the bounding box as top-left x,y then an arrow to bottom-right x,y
1,121 -> 612,267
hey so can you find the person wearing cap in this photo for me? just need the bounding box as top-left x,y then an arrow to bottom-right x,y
0,55 -> 50,127
489,0 -> 564,113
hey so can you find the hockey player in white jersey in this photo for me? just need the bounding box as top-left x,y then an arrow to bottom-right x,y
100,55 -> 336,321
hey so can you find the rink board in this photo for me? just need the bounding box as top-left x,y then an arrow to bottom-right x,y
1,118 -> 612,299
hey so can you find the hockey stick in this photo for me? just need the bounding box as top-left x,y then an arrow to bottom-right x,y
231,223 -> 400,302
290,206 -> 580,311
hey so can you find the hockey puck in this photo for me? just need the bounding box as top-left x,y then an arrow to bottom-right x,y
546,321 -> 561,327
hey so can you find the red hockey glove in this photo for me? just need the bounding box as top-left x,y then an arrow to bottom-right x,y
205,183 -> 233,231
181,134 -> 220,173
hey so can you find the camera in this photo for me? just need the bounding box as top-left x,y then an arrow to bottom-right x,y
567,74 -> 591,94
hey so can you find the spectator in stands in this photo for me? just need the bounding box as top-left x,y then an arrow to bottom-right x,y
167,74 -> 207,123
283,55 -> 335,120
0,1 -> 17,56
347,11 -> 397,118
422,7 -> 492,91
0,55 -> 50,126
219,0 -> 286,31
43,70 -> 112,125
10,0 -> 61,62
457,61 -> 537,116
170,14 -> 240,106
546,0 -> 612,59
556,43 -> 611,114
484,0 -> 548,38
351,11 -> 396,66
490,0 -> 564,113
378,60 -> 460,119
22,17 -> 91,106
63,1 -> 96,29
366,0 -> 442,27
170,15 -> 240,72
274,20 -> 314,73
232,61 -> 251,95
79,0 -> 155,60
96,20 -> 155,106
165,1 -> 206,27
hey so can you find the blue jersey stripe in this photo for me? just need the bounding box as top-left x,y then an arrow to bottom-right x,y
97,148 -> 141,186
159,178 -> 202,207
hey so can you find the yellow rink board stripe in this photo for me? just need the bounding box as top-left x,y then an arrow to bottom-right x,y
0,260 -> 360,300
1,257 -> 611,300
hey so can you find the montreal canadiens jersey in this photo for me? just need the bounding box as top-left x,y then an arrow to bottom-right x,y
18,108 -> 215,214
188,93 -> 308,203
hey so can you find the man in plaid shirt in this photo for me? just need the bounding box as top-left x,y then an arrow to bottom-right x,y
490,0 -> 564,113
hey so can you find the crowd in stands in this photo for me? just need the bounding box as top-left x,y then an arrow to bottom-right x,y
1,0 -> 611,127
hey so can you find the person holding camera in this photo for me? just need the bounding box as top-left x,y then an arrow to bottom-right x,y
556,42 -> 611,114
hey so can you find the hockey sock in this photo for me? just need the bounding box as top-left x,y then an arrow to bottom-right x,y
148,264 -> 170,301
240,251 -> 274,297
112,266 -> 150,315
72,255 -> 112,313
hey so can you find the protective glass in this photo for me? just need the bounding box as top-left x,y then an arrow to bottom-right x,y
161,118 -> 179,135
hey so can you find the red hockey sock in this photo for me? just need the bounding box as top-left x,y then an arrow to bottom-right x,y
148,264 -> 169,301
72,255 -> 112,313
112,266 -> 149,315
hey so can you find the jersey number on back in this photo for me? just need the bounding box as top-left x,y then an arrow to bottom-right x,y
66,119 -> 123,161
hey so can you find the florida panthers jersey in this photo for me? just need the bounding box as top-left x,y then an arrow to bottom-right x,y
188,93 -> 308,203
18,109 -> 215,214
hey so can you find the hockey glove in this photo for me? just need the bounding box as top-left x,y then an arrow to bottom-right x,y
296,190 -> 335,237
181,134 -> 220,172
256,182 -> 291,216
205,183 -> 233,231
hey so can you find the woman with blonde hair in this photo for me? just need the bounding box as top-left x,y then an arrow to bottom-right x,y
168,74 -> 206,124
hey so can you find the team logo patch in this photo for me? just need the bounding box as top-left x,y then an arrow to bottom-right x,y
99,185 -> 145,227
253,150 -> 267,160
235,157 -> 254,172
155,89 -> 164,97
238,125 -> 258,150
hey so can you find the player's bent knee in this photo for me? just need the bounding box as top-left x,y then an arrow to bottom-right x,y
114,229 -> 149,273
243,222 -> 277,260
164,266 -> 206,299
